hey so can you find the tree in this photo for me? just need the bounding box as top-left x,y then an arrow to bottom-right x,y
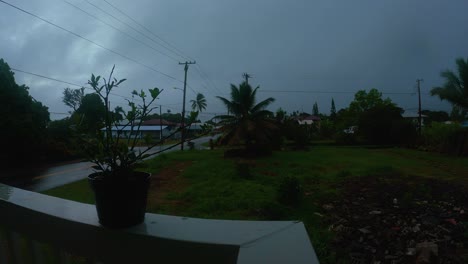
275,108 -> 287,123
338,88 -> 395,127
330,98 -> 337,120
358,104 -> 416,145
190,93 -> 207,113
450,105 -> 467,122
63,87 -> 85,112
216,82 -> 276,152
74,93 -> 106,133
0,58 -> 50,166
313,102 -> 319,116
431,58 -> 468,112
349,88 -> 394,114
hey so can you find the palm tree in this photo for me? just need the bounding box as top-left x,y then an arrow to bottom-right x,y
431,58 -> 468,111
216,82 -> 276,149
190,93 -> 207,112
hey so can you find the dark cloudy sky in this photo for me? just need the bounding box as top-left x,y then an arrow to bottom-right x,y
1,0 -> 468,120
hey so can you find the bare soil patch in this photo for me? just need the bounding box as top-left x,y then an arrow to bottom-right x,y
147,161 -> 192,214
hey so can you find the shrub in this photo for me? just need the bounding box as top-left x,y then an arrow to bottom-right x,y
318,119 -> 336,140
358,104 -> 417,145
277,176 -> 303,206
282,120 -> 310,150
422,122 -> 464,154
334,131 -> 358,145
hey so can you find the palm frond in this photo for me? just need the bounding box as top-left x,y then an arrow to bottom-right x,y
251,97 -> 275,114
431,58 -> 468,110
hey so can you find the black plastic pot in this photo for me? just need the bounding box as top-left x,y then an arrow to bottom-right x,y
88,171 -> 151,228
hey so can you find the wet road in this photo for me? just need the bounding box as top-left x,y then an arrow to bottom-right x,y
2,136 -> 215,192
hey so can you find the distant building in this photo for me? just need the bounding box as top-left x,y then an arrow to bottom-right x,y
294,115 -> 321,126
142,119 -> 176,126
402,112 -> 427,127
102,125 -> 171,140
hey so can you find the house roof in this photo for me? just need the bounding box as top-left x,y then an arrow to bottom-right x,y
402,112 -> 428,118
101,125 -> 168,131
302,115 -> 321,121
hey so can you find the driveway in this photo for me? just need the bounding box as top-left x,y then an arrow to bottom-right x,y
2,136 -> 216,192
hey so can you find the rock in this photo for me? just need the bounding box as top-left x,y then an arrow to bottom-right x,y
359,227 -> 371,234
406,247 -> 416,256
445,218 -> 457,225
369,210 -> 382,215
416,242 -> 438,263
313,212 -> 324,217
437,225 -> 450,233
422,216 -> 439,226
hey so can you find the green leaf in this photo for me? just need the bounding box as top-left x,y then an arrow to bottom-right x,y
149,88 -> 161,99
116,78 -> 126,86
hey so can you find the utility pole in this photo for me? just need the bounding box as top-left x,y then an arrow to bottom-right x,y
242,73 -> 251,85
416,79 -> 423,136
179,61 -> 196,150
159,105 -> 162,141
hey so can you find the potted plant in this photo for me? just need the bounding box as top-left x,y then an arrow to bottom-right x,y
80,66 -> 164,228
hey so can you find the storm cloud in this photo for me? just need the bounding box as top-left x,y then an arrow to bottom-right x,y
1,0 -> 467,120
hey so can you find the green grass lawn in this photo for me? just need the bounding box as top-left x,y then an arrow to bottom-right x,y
42,146 -> 468,262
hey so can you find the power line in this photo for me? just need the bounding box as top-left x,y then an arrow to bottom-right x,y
64,1 -> 179,62
101,0 -> 193,61
84,0 -> 185,62
11,67 -> 197,116
258,90 -> 416,95
193,64 -> 225,96
78,0 -> 200,96
11,67 -> 134,101
0,0 -> 183,84
94,0 -> 205,98
11,67 -> 85,88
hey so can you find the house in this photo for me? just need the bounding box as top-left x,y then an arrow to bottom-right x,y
102,125 -> 171,140
295,115 -> 321,126
179,122 -> 205,139
402,112 -> 427,127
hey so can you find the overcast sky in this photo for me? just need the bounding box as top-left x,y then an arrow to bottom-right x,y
1,0 -> 468,120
